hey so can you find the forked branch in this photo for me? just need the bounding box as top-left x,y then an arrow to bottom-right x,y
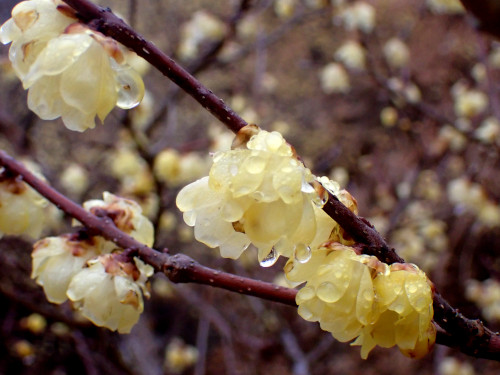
0,0 -> 497,361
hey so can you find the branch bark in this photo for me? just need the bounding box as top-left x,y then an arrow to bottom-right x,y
459,0 -> 500,38
0,150 -> 296,306
1,0 -> 498,361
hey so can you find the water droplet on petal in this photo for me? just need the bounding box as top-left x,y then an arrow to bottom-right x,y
393,283 -> 403,294
312,186 -> 329,207
230,164 -> 238,176
301,179 -> 316,194
116,66 -> 145,109
252,191 -> 265,201
259,247 -> 279,267
316,281 -> 342,303
334,270 -> 344,279
407,283 -> 418,294
265,132 -> 284,151
363,290 -> 373,301
245,155 -> 266,174
294,243 -> 312,263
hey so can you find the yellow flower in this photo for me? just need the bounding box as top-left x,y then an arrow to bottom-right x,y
0,169 -> 47,239
82,192 -> 154,247
352,263 -> 436,358
31,235 -> 101,303
154,149 -> 209,187
177,126 -> 335,264
287,244 -> 386,343
1,0 -> 144,131
288,243 -> 436,359
66,254 -> 153,333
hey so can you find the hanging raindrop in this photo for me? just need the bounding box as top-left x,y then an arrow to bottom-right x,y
312,189 -> 328,207
259,247 -> 279,267
294,243 -> 312,263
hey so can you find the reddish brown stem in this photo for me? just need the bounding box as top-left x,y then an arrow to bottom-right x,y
459,0 -> 500,38
4,0 -> 499,361
61,0 -> 247,134
0,150 -> 295,306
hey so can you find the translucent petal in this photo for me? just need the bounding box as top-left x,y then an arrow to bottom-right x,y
27,75 -> 63,120
219,232 -> 250,259
273,159 -> 303,204
67,265 -> 108,301
355,268 -> 375,325
296,286 -> 315,304
284,248 -> 329,283
37,253 -> 88,303
351,331 -> 377,360
371,310 -> 398,348
177,177 -> 223,212
0,183 -> 45,238
289,199 -> 316,245
324,317 -> 361,342
114,275 -> 142,307
10,39 -> 48,80
405,274 -> 432,312
12,0 -> 74,42
316,281 -> 346,303
0,18 -> 19,44
209,151 -> 246,192
220,199 -> 246,222
230,155 -> 266,197
23,34 -> 92,87
374,271 -> 405,307
59,105 -> 96,132
183,211 -> 197,226
193,209 -> 234,248
60,41 -> 115,116
244,200 -> 301,244
395,314 -> 419,350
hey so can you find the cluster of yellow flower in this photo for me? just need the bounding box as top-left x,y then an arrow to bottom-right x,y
285,243 -> 435,359
32,192 -> 154,333
0,1 -> 438,358
177,125 -> 356,264
0,0 -> 144,132
177,125 -> 436,358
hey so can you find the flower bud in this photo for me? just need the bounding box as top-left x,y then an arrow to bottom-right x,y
0,171 -> 47,239
82,192 -> 154,247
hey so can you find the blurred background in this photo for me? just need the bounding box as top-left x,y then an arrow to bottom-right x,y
1,0 -> 500,374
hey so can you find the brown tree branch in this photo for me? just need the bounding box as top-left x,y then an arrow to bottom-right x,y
459,0 -> 500,38
0,149 -> 499,360
60,0 -> 248,134
0,150 -> 295,306
1,0 -> 498,361
3,149 -> 500,360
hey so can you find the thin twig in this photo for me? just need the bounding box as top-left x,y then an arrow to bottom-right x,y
61,0 -> 248,134
2,0 -> 499,361
459,0 -> 500,38
0,149 -> 297,306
